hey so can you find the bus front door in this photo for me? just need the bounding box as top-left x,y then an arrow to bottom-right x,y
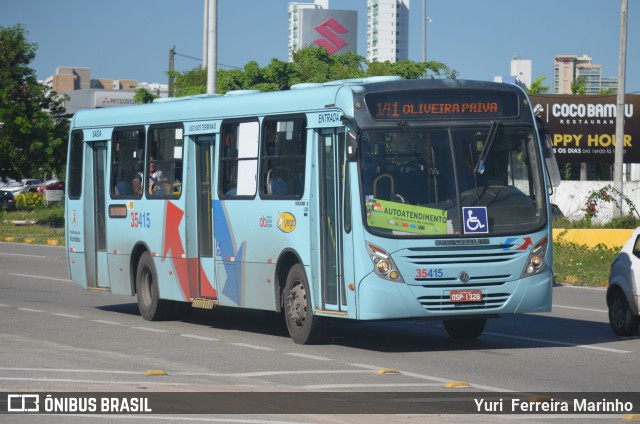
318,129 -> 350,313
88,141 -> 110,289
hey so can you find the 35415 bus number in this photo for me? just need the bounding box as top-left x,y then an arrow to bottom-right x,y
130,212 -> 151,229
416,268 -> 444,279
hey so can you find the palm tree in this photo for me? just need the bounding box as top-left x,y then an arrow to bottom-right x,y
527,76 -> 550,94
571,76 -> 588,94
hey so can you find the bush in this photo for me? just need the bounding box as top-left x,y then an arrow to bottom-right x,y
14,192 -> 44,210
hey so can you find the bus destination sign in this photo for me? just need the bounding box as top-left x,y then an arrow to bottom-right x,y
366,90 -> 519,121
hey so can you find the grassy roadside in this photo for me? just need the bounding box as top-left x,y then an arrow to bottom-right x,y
552,241 -> 617,287
0,207 -> 624,287
0,207 -> 65,246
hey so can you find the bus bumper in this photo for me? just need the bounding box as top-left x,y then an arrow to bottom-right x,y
357,268 -> 553,320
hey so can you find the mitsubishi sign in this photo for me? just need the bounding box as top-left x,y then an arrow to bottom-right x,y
96,91 -> 136,108
299,9 -> 357,55
65,89 -> 137,114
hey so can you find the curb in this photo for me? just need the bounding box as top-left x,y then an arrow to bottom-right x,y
553,228 -> 634,250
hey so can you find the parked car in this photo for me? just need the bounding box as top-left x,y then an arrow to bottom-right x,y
607,227 -> 640,336
21,178 -> 41,187
0,189 -> 16,210
2,181 -> 28,194
2,179 -> 41,195
28,179 -> 64,194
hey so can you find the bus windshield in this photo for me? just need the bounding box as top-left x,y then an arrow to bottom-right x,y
360,124 -> 545,237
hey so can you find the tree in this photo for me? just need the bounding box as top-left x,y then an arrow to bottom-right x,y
571,76 -> 587,95
367,60 -> 449,79
171,66 -> 207,97
0,24 -> 68,181
527,76 -> 550,94
134,88 -> 159,104
170,46 -> 453,96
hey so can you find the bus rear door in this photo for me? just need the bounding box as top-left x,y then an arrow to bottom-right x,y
185,135 -> 218,302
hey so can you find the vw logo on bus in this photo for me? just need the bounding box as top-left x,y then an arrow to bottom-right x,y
459,271 -> 471,283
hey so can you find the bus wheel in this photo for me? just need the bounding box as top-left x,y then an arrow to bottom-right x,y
284,264 -> 326,344
136,251 -> 172,321
443,318 -> 486,339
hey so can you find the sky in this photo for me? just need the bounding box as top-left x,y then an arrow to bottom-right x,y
2,0 -> 640,93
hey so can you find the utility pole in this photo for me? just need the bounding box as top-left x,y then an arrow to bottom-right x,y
168,46 -> 175,97
206,0 -> 218,95
203,0 -> 209,68
613,0 -> 628,210
422,0 -> 427,63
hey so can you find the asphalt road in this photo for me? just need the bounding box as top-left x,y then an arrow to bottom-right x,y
0,242 -> 638,424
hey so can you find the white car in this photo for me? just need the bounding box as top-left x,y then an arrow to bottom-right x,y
607,227 -> 640,336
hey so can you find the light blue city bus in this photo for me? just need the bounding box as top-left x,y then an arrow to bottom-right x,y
65,77 -> 559,344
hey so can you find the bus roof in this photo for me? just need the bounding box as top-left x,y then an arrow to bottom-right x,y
70,78 -> 527,129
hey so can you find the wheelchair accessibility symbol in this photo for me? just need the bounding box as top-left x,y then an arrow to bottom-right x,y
463,207 -> 489,234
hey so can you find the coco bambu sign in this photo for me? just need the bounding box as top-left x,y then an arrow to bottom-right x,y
531,94 -> 640,163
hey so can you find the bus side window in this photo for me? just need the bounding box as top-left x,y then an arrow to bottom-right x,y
220,120 -> 259,198
111,127 -> 145,199
147,124 -> 184,199
68,130 -> 84,199
260,117 -> 306,199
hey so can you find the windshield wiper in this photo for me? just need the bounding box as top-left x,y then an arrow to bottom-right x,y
474,120 -> 501,175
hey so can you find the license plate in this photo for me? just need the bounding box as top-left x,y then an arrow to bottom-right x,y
449,289 -> 483,303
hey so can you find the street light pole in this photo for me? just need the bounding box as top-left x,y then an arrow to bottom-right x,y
422,0 -> 426,62
613,0 -> 628,208
206,0 -> 218,95
203,0 -> 208,68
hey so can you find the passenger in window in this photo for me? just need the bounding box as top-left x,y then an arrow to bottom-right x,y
148,161 -> 165,195
132,177 -> 142,196
115,179 -> 133,195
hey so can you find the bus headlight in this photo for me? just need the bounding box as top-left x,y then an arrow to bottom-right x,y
522,237 -> 548,277
366,242 -> 404,282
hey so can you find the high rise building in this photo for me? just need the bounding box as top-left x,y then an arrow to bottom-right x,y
511,57 -> 532,88
367,0 -> 410,63
553,54 -> 617,94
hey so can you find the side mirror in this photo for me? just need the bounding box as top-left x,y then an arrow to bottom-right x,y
346,128 -> 358,161
341,116 -> 359,161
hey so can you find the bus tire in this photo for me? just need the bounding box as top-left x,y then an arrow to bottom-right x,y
284,264 -> 326,344
443,318 -> 486,339
135,251 -> 173,321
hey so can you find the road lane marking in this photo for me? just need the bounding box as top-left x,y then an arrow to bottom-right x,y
484,331 -> 631,353
1,252 -> 47,258
285,352 -> 332,361
0,377 -> 188,386
180,334 -> 219,341
132,326 -> 168,333
349,363 -> 385,370
17,308 -> 45,313
92,320 -> 122,326
231,343 -> 276,351
554,304 -> 607,314
52,313 -> 83,319
173,370 -> 372,378
11,273 -> 72,282
0,367 -> 141,374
